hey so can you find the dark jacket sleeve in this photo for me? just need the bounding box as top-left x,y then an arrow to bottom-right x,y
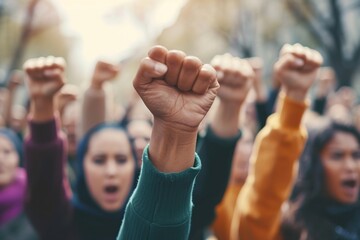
189,126 -> 241,239
24,119 -> 73,239
312,96 -> 327,115
255,101 -> 268,131
117,146 -> 201,240
267,87 -> 280,115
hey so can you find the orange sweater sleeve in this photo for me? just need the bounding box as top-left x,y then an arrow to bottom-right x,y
212,183 -> 243,240
230,94 -> 308,240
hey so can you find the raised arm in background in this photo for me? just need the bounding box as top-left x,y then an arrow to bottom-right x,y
23,56 -> 74,239
190,53 -> 254,239
230,44 -> 323,240
80,60 -> 120,137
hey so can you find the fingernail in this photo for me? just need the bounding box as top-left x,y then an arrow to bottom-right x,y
154,62 -> 167,75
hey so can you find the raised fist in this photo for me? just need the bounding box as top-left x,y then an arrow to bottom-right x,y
91,60 -> 120,89
274,43 -> 323,101
211,54 -> 254,105
24,56 -> 66,101
133,46 -> 219,133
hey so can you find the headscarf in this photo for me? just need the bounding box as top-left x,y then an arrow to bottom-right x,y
71,123 -> 138,239
0,128 -> 26,226
0,128 -> 23,163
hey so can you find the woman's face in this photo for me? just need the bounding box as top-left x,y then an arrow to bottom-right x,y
0,135 -> 19,187
84,128 -> 135,212
127,120 -> 152,167
320,131 -> 360,204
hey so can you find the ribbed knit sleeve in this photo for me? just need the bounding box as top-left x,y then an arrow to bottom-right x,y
117,145 -> 201,240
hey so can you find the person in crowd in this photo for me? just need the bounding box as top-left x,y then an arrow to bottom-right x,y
78,51 -> 253,240
80,60 -> 120,137
189,53 -> 254,239
55,84 -> 80,190
24,45 -> 219,240
0,128 -> 38,240
1,70 -> 27,140
126,119 -> 152,166
116,45 -> 221,239
312,67 -> 336,115
282,121 -> 360,239
23,56 -> 136,240
230,43 -> 323,240
211,128 -> 254,240
249,57 -> 269,131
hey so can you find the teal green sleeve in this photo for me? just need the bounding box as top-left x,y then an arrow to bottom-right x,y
117,145 -> 201,240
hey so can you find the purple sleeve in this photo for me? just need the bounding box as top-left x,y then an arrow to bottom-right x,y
24,118 -> 74,239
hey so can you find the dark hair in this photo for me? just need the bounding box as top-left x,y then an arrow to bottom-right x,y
299,122 -> 360,206
282,121 -> 360,239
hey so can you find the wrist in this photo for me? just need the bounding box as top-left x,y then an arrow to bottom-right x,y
90,79 -> 103,90
282,88 -> 307,102
254,87 -> 267,102
149,118 -> 198,173
211,101 -> 241,137
30,98 -> 55,122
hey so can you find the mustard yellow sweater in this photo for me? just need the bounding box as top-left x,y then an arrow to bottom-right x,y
212,183 -> 243,240
229,94 -> 308,240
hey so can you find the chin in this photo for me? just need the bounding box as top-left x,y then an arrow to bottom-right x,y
338,196 -> 359,205
101,203 -> 123,212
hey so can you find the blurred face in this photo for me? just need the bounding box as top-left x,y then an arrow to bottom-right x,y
84,128 -> 135,212
320,132 -> 360,204
230,131 -> 253,184
10,105 -> 26,133
0,136 -> 19,187
127,120 -> 152,166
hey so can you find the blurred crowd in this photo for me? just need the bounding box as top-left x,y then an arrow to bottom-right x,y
0,40 -> 359,240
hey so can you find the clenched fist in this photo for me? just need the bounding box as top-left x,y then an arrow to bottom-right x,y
274,43 -> 323,101
24,56 -> 66,121
134,46 -> 219,133
134,46 -> 219,172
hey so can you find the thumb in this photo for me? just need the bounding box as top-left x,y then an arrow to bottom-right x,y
133,57 -> 168,89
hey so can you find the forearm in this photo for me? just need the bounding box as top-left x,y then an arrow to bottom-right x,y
118,146 -> 201,240
80,87 -> 106,137
25,118 -> 72,237
191,126 -> 241,238
232,94 -> 308,240
149,118 -> 198,173
211,101 -> 241,138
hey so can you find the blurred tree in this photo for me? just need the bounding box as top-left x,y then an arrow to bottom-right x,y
1,0 -> 39,87
286,0 -> 360,87
230,0 -> 360,88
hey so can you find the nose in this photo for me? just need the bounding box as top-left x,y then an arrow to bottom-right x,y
104,159 -> 118,177
344,155 -> 357,173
